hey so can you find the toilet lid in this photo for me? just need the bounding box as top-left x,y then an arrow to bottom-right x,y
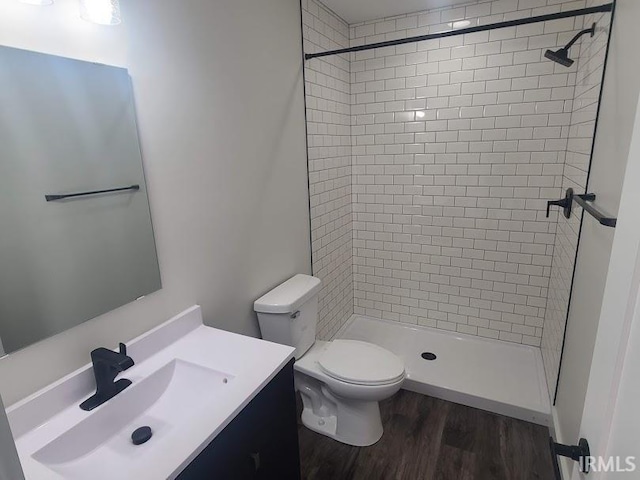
318,340 -> 405,386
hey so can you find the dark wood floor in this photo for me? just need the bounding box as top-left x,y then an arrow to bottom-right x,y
298,390 -> 555,480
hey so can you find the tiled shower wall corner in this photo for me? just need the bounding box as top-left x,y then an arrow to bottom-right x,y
541,1 -> 610,396
349,0 -> 586,346
302,0 -> 354,339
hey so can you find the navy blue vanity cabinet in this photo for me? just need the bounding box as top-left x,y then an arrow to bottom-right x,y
177,359 -> 301,480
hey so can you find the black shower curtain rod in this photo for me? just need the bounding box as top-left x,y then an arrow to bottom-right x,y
304,3 -> 614,60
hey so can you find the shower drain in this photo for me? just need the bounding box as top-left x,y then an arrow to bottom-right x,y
421,352 -> 437,361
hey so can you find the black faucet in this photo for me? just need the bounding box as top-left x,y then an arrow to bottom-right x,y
80,343 -> 134,411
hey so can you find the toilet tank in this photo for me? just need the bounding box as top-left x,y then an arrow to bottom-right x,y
254,274 -> 322,359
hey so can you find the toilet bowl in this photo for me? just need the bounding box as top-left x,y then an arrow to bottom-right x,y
254,274 -> 405,446
295,339 -> 404,446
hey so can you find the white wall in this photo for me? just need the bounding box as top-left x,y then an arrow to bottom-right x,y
604,291 -> 640,479
571,82 -> 640,480
0,0 -> 310,405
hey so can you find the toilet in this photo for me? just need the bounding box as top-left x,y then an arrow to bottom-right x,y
254,274 -> 405,447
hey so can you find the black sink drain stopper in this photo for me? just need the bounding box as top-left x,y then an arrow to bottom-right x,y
132,426 -> 153,445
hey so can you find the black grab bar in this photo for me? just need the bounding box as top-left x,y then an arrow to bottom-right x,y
546,188 -> 617,228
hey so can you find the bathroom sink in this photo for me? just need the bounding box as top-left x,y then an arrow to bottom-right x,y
32,359 -> 234,479
7,306 -> 295,480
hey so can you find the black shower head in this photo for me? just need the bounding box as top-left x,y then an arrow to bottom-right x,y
544,23 -> 596,68
544,48 -> 574,67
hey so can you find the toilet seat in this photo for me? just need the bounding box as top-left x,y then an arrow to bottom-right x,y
318,340 -> 405,386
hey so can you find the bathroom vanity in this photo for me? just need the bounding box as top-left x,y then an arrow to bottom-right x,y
5,306 -> 300,479
178,359 -> 299,480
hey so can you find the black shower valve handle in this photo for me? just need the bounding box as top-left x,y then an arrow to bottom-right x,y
546,188 -> 574,219
546,199 -> 564,217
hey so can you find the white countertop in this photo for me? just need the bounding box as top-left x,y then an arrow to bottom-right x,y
6,306 -> 295,480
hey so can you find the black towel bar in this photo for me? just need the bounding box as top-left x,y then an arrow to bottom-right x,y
45,184 -> 140,202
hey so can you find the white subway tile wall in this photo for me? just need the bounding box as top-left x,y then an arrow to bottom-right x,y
350,0 -> 591,346
541,1 -> 610,396
302,0 -> 354,339
301,0 -> 609,391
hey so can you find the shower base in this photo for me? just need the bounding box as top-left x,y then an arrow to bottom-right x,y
336,315 -> 550,426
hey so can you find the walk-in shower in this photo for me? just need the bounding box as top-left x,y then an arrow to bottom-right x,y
302,0 -> 615,424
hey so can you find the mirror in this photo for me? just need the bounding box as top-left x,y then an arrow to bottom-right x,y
0,46 -> 161,355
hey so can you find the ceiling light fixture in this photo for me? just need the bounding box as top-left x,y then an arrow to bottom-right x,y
79,0 -> 121,25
